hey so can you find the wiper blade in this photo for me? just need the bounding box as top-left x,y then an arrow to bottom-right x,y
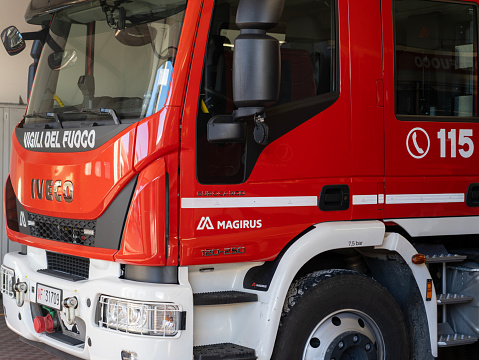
65,108 -> 120,125
25,112 -> 62,127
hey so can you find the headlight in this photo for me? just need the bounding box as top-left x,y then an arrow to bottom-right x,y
99,295 -> 184,336
0,265 -> 15,298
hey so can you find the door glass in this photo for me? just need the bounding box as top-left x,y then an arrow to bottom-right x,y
394,0 -> 478,119
197,0 -> 337,184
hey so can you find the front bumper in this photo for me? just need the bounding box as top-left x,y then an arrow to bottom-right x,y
1,248 -> 193,360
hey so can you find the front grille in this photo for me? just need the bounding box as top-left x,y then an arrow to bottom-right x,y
46,252 -> 90,280
28,213 -> 96,246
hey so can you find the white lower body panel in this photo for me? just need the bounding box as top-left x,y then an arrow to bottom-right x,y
2,249 -> 194,360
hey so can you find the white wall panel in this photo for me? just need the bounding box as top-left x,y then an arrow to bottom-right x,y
1,105 -> 25,262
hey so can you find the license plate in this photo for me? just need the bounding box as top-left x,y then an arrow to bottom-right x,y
36,283 -> 62,310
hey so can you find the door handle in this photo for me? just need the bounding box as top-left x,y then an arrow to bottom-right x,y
319,185 -> 350,211
467,183 -> 479,207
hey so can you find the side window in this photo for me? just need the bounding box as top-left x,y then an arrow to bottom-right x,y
395,0 -> 478,119
197,0 -> 337,184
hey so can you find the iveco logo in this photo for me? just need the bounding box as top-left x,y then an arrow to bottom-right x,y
31,179 -> 74,203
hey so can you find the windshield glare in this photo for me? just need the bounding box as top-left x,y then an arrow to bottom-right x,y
26,0 -> 187,126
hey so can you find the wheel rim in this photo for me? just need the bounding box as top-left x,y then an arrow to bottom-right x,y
302,309 -> 385,360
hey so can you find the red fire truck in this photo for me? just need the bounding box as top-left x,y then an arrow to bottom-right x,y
2,0 -> 479,358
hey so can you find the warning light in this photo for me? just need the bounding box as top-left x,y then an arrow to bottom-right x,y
426,279 -> 433,301
412,253 -> 427,264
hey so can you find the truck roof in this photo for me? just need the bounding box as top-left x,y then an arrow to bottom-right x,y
26,0 -> 94,24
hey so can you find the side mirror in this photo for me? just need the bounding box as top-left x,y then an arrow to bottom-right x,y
207,0 -> 284,145
48,50 -> 78,71
1,26 -> 26,56
233,0 -> 284,119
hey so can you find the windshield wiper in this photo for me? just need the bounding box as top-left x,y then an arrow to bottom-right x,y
24,112 -> 62,127
65,108 -> 120,125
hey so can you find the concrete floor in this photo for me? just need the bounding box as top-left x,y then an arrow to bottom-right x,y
0,298 -> 60,359
1,295 -> 479,359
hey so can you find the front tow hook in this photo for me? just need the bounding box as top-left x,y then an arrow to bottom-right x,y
13,282 -> 27,307
63,297 -> 78,325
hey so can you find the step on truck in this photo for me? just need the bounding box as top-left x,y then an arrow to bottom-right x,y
2,0 -> 479,358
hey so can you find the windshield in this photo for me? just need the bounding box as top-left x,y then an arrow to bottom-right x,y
26,0 -> 186,127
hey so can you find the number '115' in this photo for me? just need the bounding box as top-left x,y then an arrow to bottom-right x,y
437,129 -> 474,158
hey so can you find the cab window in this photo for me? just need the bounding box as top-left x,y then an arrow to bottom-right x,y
395,0 -> 478,119
197,0 -> 338,184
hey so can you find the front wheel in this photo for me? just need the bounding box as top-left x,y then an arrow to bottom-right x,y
272,270 -> 409,360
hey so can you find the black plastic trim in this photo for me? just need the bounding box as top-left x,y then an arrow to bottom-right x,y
193,343 -> 256,360
319,184 -> 350,211
20,338 -> 82,360
193,291 -> 258,306
20,245 -> 28,255
44,251 -> 90,280
97,175 -> 138,250
467,183 -> 479,207
123,265 -> 178,284
243,226 -> 314,291
5,176 -> 19,232
207,115 -> 246,143
179,311 -> 187,331
37,268 -> 86,282
46,332 -> 84,346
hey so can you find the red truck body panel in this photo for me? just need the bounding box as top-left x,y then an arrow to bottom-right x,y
5,0 -> 479,267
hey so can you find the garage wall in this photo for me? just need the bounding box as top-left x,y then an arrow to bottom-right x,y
1,3 -> 41,261
1,105 -> 25,262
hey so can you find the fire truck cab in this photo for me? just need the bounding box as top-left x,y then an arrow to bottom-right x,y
1,0 -> 479,359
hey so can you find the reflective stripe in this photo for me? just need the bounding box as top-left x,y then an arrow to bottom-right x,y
182,193 -> 465,208
378,194 -> 385,204
385,193 -> 464,204
181,196 -> 318,209
353,193 -> 465,205
352,195 -> 378,205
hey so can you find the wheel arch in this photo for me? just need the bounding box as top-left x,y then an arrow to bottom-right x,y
373,232 -> 437,358
254,222 -> 437,359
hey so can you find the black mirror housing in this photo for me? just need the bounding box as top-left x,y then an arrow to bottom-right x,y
236,0 -> 284,30
208,0 -> 284,145
232,0 -> 284,121
1,26 -> 26,56
233,32 -> 280,110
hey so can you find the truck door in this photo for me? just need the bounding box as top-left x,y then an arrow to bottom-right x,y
383,0 -> 479,225
348,0 -> 385,221
179,0 -> 351,266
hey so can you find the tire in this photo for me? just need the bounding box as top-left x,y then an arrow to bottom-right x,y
271,269 -> 409,360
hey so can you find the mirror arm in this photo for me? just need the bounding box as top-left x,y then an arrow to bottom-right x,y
207,115 -> 246,143
21,28 -> 48,44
